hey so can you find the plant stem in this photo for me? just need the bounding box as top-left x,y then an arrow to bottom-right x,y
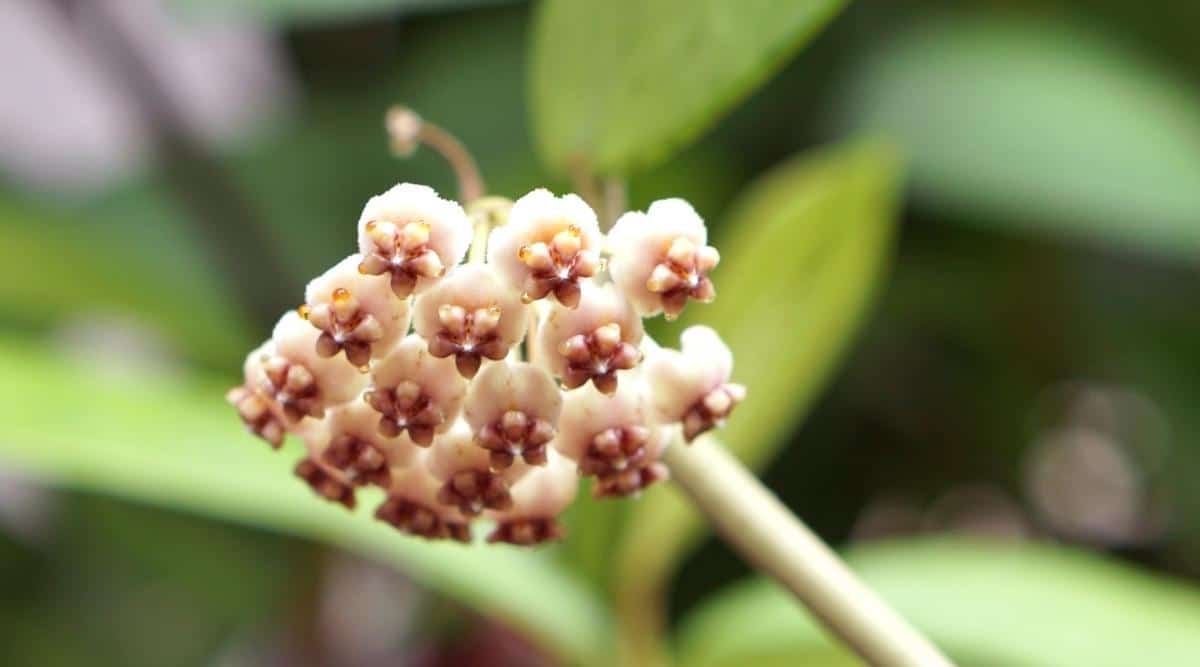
664,436 -> 954,667
387,106 -> 485,204
600,176 -> 627,231
568,158 -> 604,214
465,196 -> 511,264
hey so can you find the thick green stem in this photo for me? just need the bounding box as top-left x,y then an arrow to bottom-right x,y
664,436 -> 954,667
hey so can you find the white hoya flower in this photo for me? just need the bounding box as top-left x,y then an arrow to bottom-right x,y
535,282 -> 643,395
365,334 -> 467,446
227,340 -> 288,448
555,383 -> 668,498
356,183 -> 473,297
487,450 -> 579,546
303,254 -> 412,367
265,311 -> 368,422
608,198 -> 718,319
294,419 -> 358,510
644,326 -> 746,441
376,456 -> 472,542
463,361 -> 562,469
412,263 -> 528,379
424,421 -> 530,518
486,188 -> 602,308
313,401 -> 420,489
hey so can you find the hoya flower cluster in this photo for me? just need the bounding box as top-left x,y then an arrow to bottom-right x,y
228,184 -> 744,546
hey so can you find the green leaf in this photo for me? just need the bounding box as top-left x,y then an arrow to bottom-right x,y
531,0 -> 848,174
612,140 -> 902,635
168,0 -> 511,25
677,538 -> 1200,667
0,196 -> 250,368
0,337 -> 610,665
830,13 -> 1200,259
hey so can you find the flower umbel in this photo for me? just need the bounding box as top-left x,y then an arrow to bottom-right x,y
227,153 -> 743,546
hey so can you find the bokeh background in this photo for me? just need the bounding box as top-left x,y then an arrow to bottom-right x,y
4,0 -> 1200,665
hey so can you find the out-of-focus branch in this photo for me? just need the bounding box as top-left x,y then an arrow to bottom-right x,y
52,0 -> 294,333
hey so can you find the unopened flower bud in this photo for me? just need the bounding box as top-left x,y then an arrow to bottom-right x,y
357,183 -> 472,297
412,264 -> 527,378
227,340 -> 288,448
644,326 -> 745,441
555,384 -> 666,497
385,107 -> 422,157
303,254 -> 412,367
266,312 -> 368,422
464,361 -> 561,469
313,402 -> 419,488
376,459 -> 472,542
486,189 -> 602,307
487,450 -> 578,546
365,335 -> 467,445
536,282 -> 643,394
608,199 -> 718,319
425,422 -> 529,517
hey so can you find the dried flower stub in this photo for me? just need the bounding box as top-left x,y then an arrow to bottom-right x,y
228,176 -> 744,547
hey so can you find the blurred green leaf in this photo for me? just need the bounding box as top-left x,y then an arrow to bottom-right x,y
831,13 -> 1200,259
677,538 -> 1200,667
168,0 -> 512,25
0,338 -> 610,665
0,196 -> 250,367
531,0 -> 848,175
613,140 -> 901,635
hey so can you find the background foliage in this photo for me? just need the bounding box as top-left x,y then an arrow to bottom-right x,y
4,0 -> 1200,665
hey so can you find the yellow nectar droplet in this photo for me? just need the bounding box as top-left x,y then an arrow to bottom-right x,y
521,292 -> 534,304
365,220 -> 377,232
518,245 -> 532,261
297,304 -> 310,319
567,225 -> 581,237
332,288 -> 351,304
358,365 -> 370,373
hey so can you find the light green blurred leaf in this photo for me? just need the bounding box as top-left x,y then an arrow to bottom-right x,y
613,140 -> 902,632
0,338 -> 610,665
168,0 -> 512,25
0,197 -> 250,367
678,538 -> 1200,667
832,13 -> 1200,258
531,0 -> 848,174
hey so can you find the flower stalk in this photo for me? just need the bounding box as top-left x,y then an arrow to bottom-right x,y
664,435 -> 954,667
386,106 -> 485,203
